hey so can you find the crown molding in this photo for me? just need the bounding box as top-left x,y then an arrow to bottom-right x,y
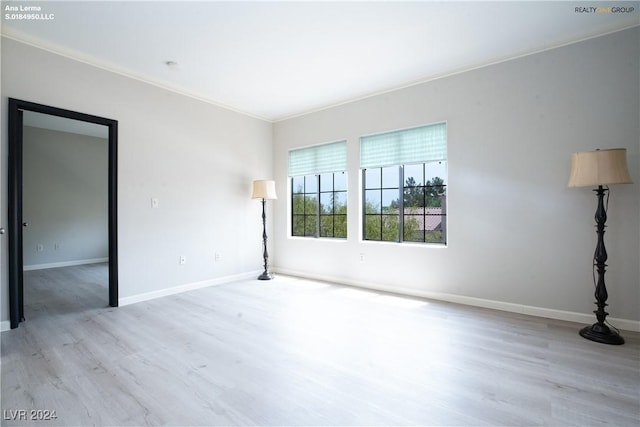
1,28 -> 273,123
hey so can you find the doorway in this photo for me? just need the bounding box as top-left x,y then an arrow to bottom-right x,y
8,98 -> 118,329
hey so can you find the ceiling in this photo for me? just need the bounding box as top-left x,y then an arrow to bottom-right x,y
2,1 -> 639,122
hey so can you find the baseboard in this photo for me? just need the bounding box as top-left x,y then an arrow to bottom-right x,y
24,257 -> 109,271
274,268 -> 640,333
6,267 -> 637,333
1,320 -> 11,332
119,270 -> 262,307
2,270 -> 261,332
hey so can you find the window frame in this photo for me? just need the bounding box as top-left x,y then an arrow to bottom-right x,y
362,162 -> 447,244
288,139 -> 348,240
360,122 -> 447,245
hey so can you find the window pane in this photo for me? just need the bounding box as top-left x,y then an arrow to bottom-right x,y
304,215 -> 317,236
365,215 -> 381,240
425,161 -> 447,186
304,175 -> 317,193
320,173 -> 333,192
334,215 -> 347,238
426,228 -> 445,243
404,215 -> 423,242
404,186 -> 424,209
292,176 -> 305,194
381,215 -> 399,242
426,176 -> 446,190
364,168 -> 381,189
292,215 -> 305,236
304,195 -> 317,213
426,188 -> 445,207
424,211 -> 444,231
320,216 -> 334,237
334,192 -> 347,213
334,172 -> 347,191
382,166 -> 399,188
365,190 -> 381,214
320,193 -> 333,214
404,163 -> 423,186
382,189 -> 399,212
293,194 -> 304,214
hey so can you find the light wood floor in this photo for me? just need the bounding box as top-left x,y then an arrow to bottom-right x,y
2,265 -> 639,426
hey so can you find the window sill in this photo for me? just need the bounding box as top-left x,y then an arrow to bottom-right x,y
288,236 -> 348,243
360,239 -> 447,248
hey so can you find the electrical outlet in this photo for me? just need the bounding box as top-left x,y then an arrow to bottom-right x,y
151,198 -> 159,208
179,255 -> 186,265
215,253 -> 222,261
54,243 -> 61,251
36,244 -> 44,252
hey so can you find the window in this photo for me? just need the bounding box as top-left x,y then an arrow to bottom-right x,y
361,123 -> 447,244
292,172 -> 347,238
289,141 -> 347,239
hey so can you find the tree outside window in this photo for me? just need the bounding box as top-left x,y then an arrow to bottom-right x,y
363,162 -> 446,244
292,172 -> 347,238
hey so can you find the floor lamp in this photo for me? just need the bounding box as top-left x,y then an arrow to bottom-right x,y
252,180 -> 277,280
568,148 -> 632,345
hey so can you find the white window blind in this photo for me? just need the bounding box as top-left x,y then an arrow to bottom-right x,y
288,140 -> 347,177
360,122 -> 446,168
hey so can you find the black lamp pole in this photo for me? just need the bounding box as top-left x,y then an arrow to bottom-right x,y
579,185 -> 624,345
258,198 -> 273,280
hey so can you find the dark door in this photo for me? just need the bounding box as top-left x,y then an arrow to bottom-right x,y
8,103 -> 24,327
7,98 -> 119,329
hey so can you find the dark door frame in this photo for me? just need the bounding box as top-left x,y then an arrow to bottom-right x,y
8,98 -> 118,329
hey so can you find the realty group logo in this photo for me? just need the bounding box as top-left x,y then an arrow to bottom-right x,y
574,5 -> 636,13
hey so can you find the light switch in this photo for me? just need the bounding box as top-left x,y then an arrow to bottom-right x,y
151,198 -> 159,208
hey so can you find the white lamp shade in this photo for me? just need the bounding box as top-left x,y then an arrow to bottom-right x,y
568,148 -> 633,187
251,180 -> 277,200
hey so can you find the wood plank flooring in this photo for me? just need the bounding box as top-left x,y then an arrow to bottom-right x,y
2,265 -> 639,426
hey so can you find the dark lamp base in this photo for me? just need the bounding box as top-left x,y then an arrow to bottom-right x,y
580,323 -> 624,345
257,272 -> 273,281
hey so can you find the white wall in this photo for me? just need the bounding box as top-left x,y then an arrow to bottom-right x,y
273,28 -> 640,326
1,38 -> 273,325
22,126 -> 108,268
